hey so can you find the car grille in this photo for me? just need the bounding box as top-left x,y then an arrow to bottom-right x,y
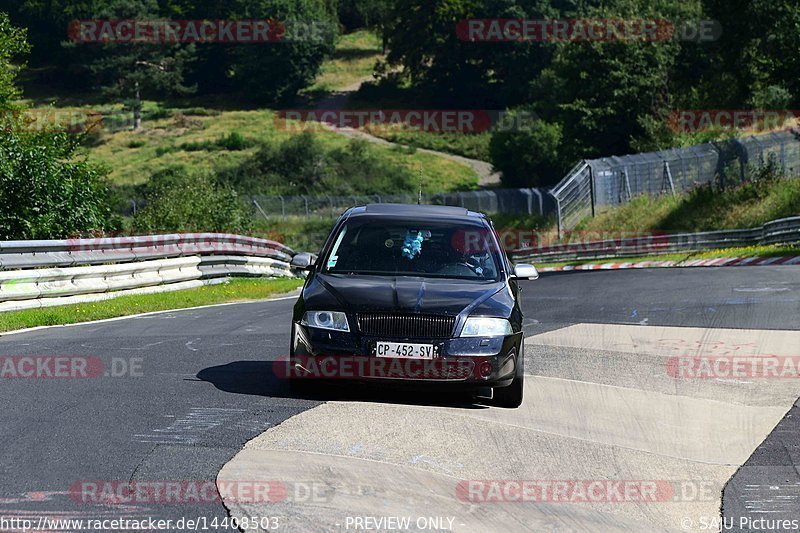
358,313 -> 456,338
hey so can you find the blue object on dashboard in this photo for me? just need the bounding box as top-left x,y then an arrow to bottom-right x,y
401,230 -> 431,260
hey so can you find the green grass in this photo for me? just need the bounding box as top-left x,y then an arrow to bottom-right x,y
48,105 -> 478,190
363,128 -> 492,162
305,30 -> 384,94
0,277 -> 303,333
535,244 -> 800,269
576,174 -> 800,234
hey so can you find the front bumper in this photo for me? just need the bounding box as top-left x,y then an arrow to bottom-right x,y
285,322 -> 522,387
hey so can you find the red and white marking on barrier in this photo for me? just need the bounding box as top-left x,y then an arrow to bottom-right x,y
537,255 -> 800,273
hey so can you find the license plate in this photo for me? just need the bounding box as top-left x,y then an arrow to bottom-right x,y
375,341 -> 435,360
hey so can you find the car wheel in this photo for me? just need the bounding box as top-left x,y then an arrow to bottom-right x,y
492,343 -> 524,408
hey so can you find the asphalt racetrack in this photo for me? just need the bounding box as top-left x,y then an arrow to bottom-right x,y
1,266 -> 798,532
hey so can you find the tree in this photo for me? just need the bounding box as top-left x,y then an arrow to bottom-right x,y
77,0 -> 196,129
226,0 -> 336,104
489,112 -> 564,187
528,0 -> 702,163
0,11 -> 28,109
0,13 -> 116,239
383,0 -> 557,107
703,0 -> 800,108
357,0 -> 392,53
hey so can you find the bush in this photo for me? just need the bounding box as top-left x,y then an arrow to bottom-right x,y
222,133 -> 415,195
155,145 -> 178,157
179,132 -> 254,152
490,113 -> 565,188
0,128 -> 117,239
0,14 -> 116,239
132,167 -> 252,233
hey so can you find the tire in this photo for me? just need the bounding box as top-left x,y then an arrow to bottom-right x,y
492,343 -> 524,408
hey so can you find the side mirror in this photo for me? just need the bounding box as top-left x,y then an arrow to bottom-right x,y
512,263 -> 539,280
290,252 -> 315,271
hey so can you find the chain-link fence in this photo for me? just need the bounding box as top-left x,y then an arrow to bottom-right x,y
249,188 -> 556,220
551,129 -> 800,235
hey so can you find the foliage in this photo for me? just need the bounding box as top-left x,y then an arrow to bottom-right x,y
0,128 -> 118,239
133,167 -> 252,233
8,0 -> 800,191
489,112 -> 564,187
222,0 -> 337,103
179,132 -> 255,151
221,132 -> 416,195
69,0 -> 196,123
0,14 -> 116,240
0,12 -> 29,108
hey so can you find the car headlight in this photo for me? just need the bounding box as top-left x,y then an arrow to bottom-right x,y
460,317 -> 513,337
302,311 -> 350,332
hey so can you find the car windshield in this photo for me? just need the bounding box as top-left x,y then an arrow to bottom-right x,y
323,219 -> 502,280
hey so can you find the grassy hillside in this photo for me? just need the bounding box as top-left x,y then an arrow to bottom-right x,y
20,30 -> 478,193
79,105 -> 477,192
576,172 -> 800,234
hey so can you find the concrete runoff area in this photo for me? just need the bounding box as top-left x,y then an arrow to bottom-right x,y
219,323 -> 800,532
0,266 -> 797,532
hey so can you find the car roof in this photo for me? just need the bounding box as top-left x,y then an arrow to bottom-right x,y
345,203 -> 486,221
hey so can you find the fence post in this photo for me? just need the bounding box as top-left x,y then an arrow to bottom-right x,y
556,198 -> 563,239
663,161 -> 676,196
619,167 -> 632,202
588,164 -> 596,217
278,195 -> 285,221
252,198 -> 269,220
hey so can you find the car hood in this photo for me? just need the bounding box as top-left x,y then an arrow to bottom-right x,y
303,273 -> 514,317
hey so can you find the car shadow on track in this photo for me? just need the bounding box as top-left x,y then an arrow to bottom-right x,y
196,361 -> 490,409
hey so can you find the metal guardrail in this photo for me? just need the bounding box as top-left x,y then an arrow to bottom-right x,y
510,216 -> 800,264
0,233 -> 301,312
